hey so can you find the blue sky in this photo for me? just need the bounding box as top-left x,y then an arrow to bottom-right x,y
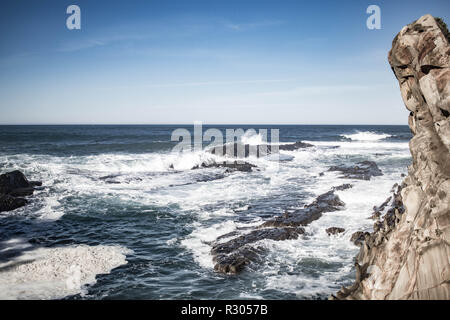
0,0 -> 449,124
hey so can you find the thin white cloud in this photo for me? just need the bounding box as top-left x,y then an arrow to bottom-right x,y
58,34 -> 148,52
98,79 -> 295,90
225,20 -> 285,31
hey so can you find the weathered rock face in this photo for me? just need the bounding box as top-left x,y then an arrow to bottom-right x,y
336,15 -> 450,300
326,227 -> 345,235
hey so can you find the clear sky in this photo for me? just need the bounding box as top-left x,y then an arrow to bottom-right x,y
0,0 -> 449,125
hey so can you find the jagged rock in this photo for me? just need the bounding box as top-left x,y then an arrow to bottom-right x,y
0,194 -> 28,213
278,141 -> 314,151
192,161 -> 257,172
326,227 -> 345,235
262,191 -> 344,228
338,15 -> 450,300
350,231 -> 370,247
211,189 -> 345,274
328,161 -> 383,180
332,183 -> 354,191
0,170 -> 41,212
209,141 -> 312,158
0,170 -> 31,194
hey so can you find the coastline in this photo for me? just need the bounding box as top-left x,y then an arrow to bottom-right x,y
336,14 -> 450,300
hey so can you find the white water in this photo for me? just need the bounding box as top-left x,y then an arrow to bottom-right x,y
0,130 -> 410,299
341,131 -> 392,141
0,239 -> 131,300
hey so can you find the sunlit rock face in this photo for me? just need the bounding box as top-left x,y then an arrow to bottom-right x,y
335,14 -> 450,300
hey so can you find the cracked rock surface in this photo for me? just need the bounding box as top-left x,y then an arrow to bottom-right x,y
335,15 -> 450,300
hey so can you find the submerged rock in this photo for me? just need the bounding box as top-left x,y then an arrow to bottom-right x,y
278,141 -> 314,151
209,141 -> 312,158
332,183 -> 354,191
261,190 -> 345,229
0,170 -> 41,213
336,15 -> 450,300
211,189 -> 346,274
192,161 -> 257,173
326,227 -> 345,235
328,161 -> 383,180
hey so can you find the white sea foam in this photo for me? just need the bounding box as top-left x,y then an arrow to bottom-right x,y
181,220 -> 238,269
0,240 -> 131,300
240,131 -> 265,145
0,130 -> 411,298
341,131 -> 392,141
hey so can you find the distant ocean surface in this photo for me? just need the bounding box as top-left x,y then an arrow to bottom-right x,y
0,125 -> 412,299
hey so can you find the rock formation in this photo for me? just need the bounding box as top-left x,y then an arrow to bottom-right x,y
335,15 -> 450,300
211,186 -> 349,274
328,161 -> 383,180
209,140 -> 313,158
0,170 -> 42,213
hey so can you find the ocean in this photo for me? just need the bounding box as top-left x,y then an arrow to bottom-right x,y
0,125 -> 412,299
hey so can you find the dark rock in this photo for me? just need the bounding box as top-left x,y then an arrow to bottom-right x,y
326,227 -> 345,235
0,170 -> 41,212
0,170 -> 31,194
370,211 -> 382,220
370,196 -> 392,219
29,181 -> 42,187
8,187 -> 35,197
262,191 -> 345,229
328,161 -> 383,180
209,141 -> 312,158
192,161 -> 257,172
332,184 -> 354,191
350,231 -> 370,246
212,227 -> 303,257
211,227 -> 304,274
0,194 -> 28,213
211,189 -> 346,274
278,141 -> 314,151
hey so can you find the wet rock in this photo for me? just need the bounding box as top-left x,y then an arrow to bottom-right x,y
212,227 -> 304,274
192,161 -> 257,173
211,189 -> 346,274
209,141 -> 312,158
0,170 -> 41,212
0,170 -> 33,194
0,194 -> 28,213
328,161 -> 383,180
326,227 -> 345,235
350,231 -> 370,247
278,141 -> 314,151
262,191 -> 344,229
332,184 -> 353,191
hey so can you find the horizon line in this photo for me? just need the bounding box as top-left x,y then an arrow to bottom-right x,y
0,123 -> 409,126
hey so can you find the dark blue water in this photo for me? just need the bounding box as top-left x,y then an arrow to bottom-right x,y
0,125 -> 411,299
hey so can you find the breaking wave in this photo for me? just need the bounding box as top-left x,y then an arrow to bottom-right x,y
341,131 -> 392,141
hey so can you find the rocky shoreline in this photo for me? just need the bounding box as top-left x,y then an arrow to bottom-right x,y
334,15 -> 450,300
209,161 -> 383,274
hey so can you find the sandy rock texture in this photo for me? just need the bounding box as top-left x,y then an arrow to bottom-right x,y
335,14 -> 450,300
